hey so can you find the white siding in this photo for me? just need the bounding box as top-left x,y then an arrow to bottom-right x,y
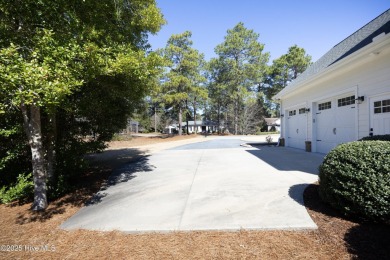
280,40 -> 390,153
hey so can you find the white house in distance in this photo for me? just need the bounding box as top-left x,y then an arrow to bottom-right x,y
184,120 -> 218,133
164,120 -> 218,134
264,118 -> 281,132
274,9 -> 390,154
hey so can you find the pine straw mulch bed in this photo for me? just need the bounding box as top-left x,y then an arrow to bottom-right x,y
1,138 -> 389,259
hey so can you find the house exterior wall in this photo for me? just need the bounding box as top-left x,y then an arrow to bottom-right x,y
188,125 -> 202,133
279,36 -> 390,153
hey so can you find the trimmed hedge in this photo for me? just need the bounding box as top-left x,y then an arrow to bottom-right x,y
359,134 -> 390,142
319,141 -> 390,223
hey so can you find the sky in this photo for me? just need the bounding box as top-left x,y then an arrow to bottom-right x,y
148,0 -> 390,63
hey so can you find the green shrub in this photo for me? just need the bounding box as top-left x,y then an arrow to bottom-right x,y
318,141 -> 390,223
0,111 -> 32,188
0,173 -> 33,204
359,134 -> 390,141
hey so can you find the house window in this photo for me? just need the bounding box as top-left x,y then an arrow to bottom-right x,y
298,108 -> 306,114
338,95 -> 355,107
289,110 -> 296,116
374,99 -> 390,114
318,101 -> 331,111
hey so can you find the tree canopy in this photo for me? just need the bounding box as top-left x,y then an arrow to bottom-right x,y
262,45 -> 312,101
159,31 -> 206,135
210,22 -> 269,134
0,0 -> 165,210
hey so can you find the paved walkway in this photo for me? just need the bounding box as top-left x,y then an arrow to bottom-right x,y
61,137 -> 325,232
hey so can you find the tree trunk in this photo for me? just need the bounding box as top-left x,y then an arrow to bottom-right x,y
193,98 -> 197,134
178,105 -> 182,136
217,100 -> 221,134
185,100 -> 189,135
225,109 -> 228,133
234,100 -> 238,135
21,102 -> 48,211
47,112 -> 56,183
154,105 -> 157,133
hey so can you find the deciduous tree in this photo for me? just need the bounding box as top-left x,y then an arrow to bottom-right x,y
0,0 -> 165,210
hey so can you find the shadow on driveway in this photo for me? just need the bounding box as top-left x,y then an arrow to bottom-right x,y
246,146 -> 324,175
288,183 -> 309,206
85,149 -> 155,206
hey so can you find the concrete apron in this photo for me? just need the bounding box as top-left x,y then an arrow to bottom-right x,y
61,141 -> 325,233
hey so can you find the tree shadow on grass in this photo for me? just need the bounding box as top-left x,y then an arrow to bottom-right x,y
15,148 -> 153,224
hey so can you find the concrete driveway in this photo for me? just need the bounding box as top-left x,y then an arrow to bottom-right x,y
61,136 -> 325,232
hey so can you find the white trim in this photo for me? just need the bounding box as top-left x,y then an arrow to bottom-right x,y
311,101 -> 317,152
369,92 -> 390,136
368,92 -> 390,99
310,86 -> 357,103
284,102 -> 307,111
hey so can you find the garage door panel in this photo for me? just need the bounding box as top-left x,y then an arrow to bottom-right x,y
316,98 -> 356,154
316,109 -> 336,144
386,118 -> 390,134
317,141 -> 337,154
337,127 -> 356,143
336,106 -> 355,144
373,116 -> 390,135
371,95 -> 390,135
287,110 -> 307,150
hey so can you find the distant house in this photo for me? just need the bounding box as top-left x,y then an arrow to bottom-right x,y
274,9 -> 390,153
165,120 -> 218,134
163,125 -> 176,134
264,118 -> 281,132
184,120 -> 218,133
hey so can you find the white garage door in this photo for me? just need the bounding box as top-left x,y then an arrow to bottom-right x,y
287,108 -> 307,150
316,95 -> 356,154
371,95 -> 390,135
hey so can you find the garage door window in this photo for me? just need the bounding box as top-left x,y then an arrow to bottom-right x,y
318,101 -> 331,111
374,99 -> 390,114
289,110 -> 296,116
338,95 -> 355,107
298,108 -> 306,114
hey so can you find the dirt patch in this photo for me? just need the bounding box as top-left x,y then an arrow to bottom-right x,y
0,137 -> 389,259
108,134 -> 202,150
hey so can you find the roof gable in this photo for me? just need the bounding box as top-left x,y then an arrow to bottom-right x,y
275,9 -> 390,98
331,20 -> 390,65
